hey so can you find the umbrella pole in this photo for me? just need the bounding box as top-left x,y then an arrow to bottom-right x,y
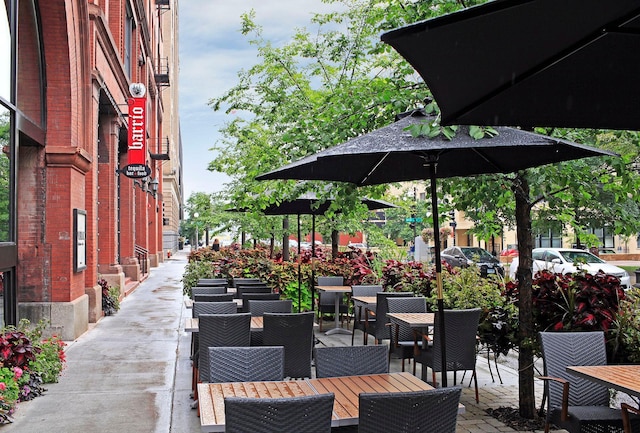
429,165 -> 448,388
297,214 -> 302,312
311,215 -> 316,316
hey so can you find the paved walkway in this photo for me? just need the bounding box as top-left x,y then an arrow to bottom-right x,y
2,249 -> 564,432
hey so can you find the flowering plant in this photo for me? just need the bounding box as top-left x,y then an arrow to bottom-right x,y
0,366 -> 21,423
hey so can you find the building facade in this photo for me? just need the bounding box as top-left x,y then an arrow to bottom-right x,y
1,0 -> 181,339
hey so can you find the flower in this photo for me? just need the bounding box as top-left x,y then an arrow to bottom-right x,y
12,367 -> 21,380
0,383 -> 5,391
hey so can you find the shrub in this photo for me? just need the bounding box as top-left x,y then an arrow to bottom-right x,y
0,366 -> 20,423
98,278 -> 120,315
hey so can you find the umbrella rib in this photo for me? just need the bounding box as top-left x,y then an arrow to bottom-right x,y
358,152 -> 390,185
472,148 -> 504,173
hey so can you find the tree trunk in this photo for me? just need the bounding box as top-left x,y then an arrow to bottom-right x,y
282,216 -> 290,262
331,229 -> 339,259
513,172 -> 537,418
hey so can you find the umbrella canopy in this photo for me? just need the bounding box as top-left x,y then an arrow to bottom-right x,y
257,109 -> 615,385
380,0 -> 640,130
257,110 -> 616,185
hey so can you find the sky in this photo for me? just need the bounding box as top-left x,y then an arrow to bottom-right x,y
178,1 -> 342,199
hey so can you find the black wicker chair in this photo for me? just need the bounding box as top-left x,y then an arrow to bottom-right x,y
539,331 -> 630,433
191,286 -> 227,297
313,345 -> 388,378
193,293 -> 234,303
358,387 -> 461,433
386,296 -> 427,373
235,284 -> 272,300
240,293 -> 280,313
316,276 -> 349,331
414,308 -> 481,403
350,285 -> 382,346
198,278 -> 228,285
208,346 -> 284,382
248,299 -> 293,316
364,292 -> 413,345
263,312 -> 315,378
224,393 -> 334,433
197,313 -> 251,383
248,299 -> 292,346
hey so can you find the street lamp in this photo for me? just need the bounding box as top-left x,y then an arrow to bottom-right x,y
193,212 -> 199,250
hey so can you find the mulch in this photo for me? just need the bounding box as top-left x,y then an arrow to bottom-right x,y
485,407 -> 547,432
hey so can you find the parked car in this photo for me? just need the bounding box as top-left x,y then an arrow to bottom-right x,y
441,246 -> 504,277
509,247 -> 631,289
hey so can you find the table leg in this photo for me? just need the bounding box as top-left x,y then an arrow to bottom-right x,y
325,292 -> 350,335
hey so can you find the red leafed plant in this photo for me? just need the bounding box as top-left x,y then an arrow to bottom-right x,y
0,331 -> 39,369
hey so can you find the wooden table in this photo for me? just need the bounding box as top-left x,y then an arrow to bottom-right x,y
197,372 -> 463,431
185,316 -> 264,332
567,365 -> 640,398
316,285 -> 353,335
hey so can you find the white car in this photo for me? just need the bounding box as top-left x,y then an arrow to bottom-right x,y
509,247 -> 631,289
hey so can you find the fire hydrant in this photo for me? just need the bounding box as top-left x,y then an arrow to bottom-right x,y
167,250 -> 172,258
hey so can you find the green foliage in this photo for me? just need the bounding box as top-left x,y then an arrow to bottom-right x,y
98,278 -> 120,315
609,288 -> 640,363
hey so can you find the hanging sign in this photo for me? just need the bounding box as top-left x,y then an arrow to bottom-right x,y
123,83 -> 149,178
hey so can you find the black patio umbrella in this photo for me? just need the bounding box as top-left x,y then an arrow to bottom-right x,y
380,0 -> 640,130
229,192 -> 395,312
257,109 -> 615,385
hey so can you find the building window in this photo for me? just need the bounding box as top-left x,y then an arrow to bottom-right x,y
124,4 -> 134,78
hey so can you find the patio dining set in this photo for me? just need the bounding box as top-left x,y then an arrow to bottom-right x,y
184,276 -> 640,432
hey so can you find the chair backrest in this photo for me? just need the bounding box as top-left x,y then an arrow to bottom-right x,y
236,285 -> 272,299
198,313 -> 251,383
208,346 -> 284,382
372,292 -> 414,340
358,387 -> 461,433
351,285 -> 383,298
241,293 -> 281,313
539,331 -> 610,414
317,276 -> 345,306
431,308 -> 481,372
192,286 -> 227,296
193,293 -> 234,303
232,278 -> 261,287
198,278 -> 228,285
387,297 -> 427,344
224,393 -> 334,433
192,301 -> 238,317
249,299 -> 293,316
314,345 -> 388,378
263,312 -> 315,378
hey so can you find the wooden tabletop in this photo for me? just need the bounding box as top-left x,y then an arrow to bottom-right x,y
567,365 -> 640,398
185,316 -> 263,333
316,285 -> 352,293
184,298 -> 242,309
387,312 -> 435,328
197,372 -> 463,431
351,296 -> 377,306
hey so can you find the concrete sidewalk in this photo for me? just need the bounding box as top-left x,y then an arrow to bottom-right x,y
2,248 -> 560,432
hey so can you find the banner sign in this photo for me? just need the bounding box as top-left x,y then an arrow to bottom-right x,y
127,96 -> 147,167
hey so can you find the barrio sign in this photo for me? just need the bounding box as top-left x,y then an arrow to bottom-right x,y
123,83 -> 150,178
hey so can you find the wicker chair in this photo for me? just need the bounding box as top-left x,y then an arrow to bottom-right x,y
386,296 -> 427,373
313,345 -> 388,378
316,276 -> 349,331
235,284 -> 272,300
240,293 -> 281,313
193,293 -> 234,303
365,292 -> 413,345
248,299 -> 293,316
350,285 -> 382,346
197,313 -> 251,383
622,403 -> 640,433
224,393 -> 334,433
191,286 -> 227,297
231,278 -> 262,287
198,278 -> 228,285
414,308 -> 481,403
358,387 -> 461,433
208,346 -> 284,382
263,312 -> 315,378
191,301 -> 239,361
539,331 -> 628,433
248,299 -> 292,346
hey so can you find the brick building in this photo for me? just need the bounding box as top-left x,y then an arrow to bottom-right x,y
1,0 -> 181,339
